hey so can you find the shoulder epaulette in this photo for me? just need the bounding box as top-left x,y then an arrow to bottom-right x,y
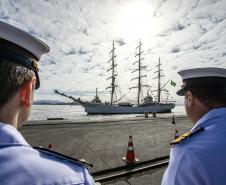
33,146 -> 93,168
170,127 -> 204,145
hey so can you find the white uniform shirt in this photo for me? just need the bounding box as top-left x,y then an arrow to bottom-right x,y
0,122 -> 95,185
162,107 -> 226,185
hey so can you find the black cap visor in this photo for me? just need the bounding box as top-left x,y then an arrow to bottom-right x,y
177,77 -> 226,96
34,71 -> 40,89
176,88 -> 186,96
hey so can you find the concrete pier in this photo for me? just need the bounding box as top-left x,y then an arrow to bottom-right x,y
19,116 -> 192,184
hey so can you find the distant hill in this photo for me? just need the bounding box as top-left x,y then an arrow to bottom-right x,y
33,100 -> 79,105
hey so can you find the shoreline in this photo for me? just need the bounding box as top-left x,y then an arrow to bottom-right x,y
25,114 -> 188,126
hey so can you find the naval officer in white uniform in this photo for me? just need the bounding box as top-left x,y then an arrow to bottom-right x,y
161,67 -> 226,185
0,21 -> 95,185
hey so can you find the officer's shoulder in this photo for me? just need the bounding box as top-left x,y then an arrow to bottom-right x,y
33,146 -> 93,168
0,145 -> 92,184
170,127 -> 205,146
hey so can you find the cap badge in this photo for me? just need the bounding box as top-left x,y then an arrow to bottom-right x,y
32,60 -> 39,71
181,81 -> 186,88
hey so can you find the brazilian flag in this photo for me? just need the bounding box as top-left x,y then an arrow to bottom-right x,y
171,80 -> 176,86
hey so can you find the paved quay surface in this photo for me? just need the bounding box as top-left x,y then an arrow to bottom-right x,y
19,116 -> 193,184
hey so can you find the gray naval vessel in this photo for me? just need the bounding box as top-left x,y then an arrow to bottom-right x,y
55,41 -> 175,114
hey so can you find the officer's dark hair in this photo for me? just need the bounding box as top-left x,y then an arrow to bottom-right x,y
0,59 -> 34,109
189,88 -> 226,108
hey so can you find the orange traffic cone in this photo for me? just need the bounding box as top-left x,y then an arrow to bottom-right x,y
174,130 -> 179,139
172,114 -> 176,124
48,144 -> 53,150
122,136 -> 139,164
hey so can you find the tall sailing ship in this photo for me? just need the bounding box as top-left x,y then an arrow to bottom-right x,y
55,41 -> 175,114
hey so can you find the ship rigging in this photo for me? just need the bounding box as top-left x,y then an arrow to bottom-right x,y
55,41 -> 175,114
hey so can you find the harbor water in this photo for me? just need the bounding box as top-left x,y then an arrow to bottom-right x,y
29,105 -> 186,121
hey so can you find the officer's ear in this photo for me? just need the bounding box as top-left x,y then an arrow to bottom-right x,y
19,77 -> 36,107
185,90 -> 195,107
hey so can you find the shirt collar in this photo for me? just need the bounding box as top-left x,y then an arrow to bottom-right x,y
0,122 -> 29,146
191,107 -> 226,132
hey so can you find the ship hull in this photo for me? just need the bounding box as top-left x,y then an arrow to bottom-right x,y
83,103 -> 175,114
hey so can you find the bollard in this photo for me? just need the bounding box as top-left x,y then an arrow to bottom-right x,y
153,112 -> 156,118
174,130 -> 179,139
144,112 -> 149,118
172,114 -> 176,124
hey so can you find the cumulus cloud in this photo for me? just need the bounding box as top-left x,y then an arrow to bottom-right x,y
0,0 -> 226,104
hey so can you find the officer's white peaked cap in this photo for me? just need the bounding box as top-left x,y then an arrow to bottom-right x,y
177,67 -> 226,96
0,20 -> 49,60
178,67 -> 226,80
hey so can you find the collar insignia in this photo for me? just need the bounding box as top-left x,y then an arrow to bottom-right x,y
170,127 -> 204,145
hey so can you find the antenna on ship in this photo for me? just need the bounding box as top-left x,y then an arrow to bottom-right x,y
130,40 -> 149,106
106,41 -> 118,105
153,57 -> 164,103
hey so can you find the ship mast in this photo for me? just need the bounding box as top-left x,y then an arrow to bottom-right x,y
154,57 -> 164,103
106,41 -> 118,105
130,40 -> 148,106
95,88 -> 98,97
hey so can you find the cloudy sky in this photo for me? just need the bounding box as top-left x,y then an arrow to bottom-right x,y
0,0 -> 226,104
